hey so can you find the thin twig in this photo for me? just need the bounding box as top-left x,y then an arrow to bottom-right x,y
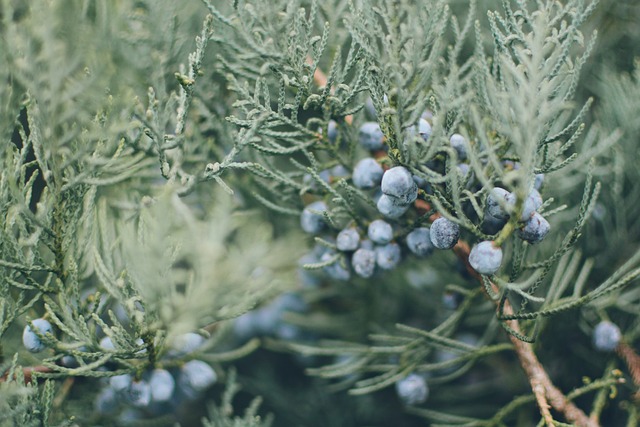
0,365 -> 53,384
454,240 -> 598,427
617,342 -> 640,401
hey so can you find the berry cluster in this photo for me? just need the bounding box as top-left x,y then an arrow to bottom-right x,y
470,180 -> 550,276
297,118 -> 470,283
93,332 -> 217,422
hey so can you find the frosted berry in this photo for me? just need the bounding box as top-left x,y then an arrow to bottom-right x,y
534,173 -> 544,190
505,191 -> 537,222
95,387 -> 119,415
149,369 -> 176,403
418,118 -> 432,141
469,241 -> 503,275
381,166 -> 418,205
368,219 -> 393,245
179,360 -> 217,399
449,133 -> 467,160
336,227 -> 360,251
395,373 -> 429,405
406,227 -> 434,257
167,332 -> 205,357
22,318 -> 53,353
300,201 -> 328,234
351,248 -> 376,278
377,194 -> 410,219
358,122 -> 384,151
126,379 -> 151,408
109,374 -> 133,393
517,212 -> 550,244
352,157 -> 383,189
429,217 -> 460,249
593,321 -> 621,352
375,243 -> 401,270
528,189 -> 543,211
485,187 -> 510,221
321,252 -> 351,281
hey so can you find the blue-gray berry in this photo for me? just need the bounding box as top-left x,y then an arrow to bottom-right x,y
352,158 -> 383,189
375,243 -> 401,270
377,194 -> 410,219
534,173 -> 544,190
395,373 -> 428,405
449,133 -> 467,160
300,201 -> 328,234
126,380 -> 152,408
406,227 -> 434,257
22,318 -> 52,353
167,332 -> 205,358
429,217 -> 460,249
368,219 -> 393,245
95,387 -> 119,415
109,374 -> 133,393
337,227 -> 360,251
469,241 -> 503,275
593,321 -> 621,352
485,187 -> 510,221
505,191 -> 537,222
418,118 -> 432,141
381,166 -> 418,205
321,252 -> 351,281
351,248 -> 376,278
517,212 -> 550,244
149,369 -> 175,403
179,360 -> 217,399
358,122 -> 384,150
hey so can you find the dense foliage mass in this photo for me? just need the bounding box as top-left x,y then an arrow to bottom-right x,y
1,0 -> 640,426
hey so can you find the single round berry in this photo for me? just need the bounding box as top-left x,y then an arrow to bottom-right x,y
22,318 -> 53,353
505,191 -> 537,222
149,369 -> 175,403
395,373 -> 429,406
418,118 -> 432,141
442,291 -> 463,310
469,241 -> 503,275
377,194 -> 410,219
368,220 -> 393,245
126,380 -> 152,408
528,189 -> 543,211
179,360 -> 217,399
358,122 -> 384,151
95,387 -> 119,415
429,217 -> 460,250
485,187 -> 510,221
167,332 -> 205,357
517,212 -> 550,244
337,228 -> 360,251
457,163 -> 470,178
351,248 -> 376,278
109,374 -> 133,393
375,243 -> 401,270
449,133 -> 467,160
406,227 -> 434,257
321,252 -> 351,281
534,173 -> 544,190
300,201 -> 328,234
352,158 -> 384,189
593,321 -> 621,352
381,166 -> 418,205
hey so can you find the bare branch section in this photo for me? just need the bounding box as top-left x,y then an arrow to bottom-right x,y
454,240 -> 597,427
617,342 -> 640,401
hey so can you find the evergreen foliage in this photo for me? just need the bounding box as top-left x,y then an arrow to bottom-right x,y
0,0 -> 639,425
